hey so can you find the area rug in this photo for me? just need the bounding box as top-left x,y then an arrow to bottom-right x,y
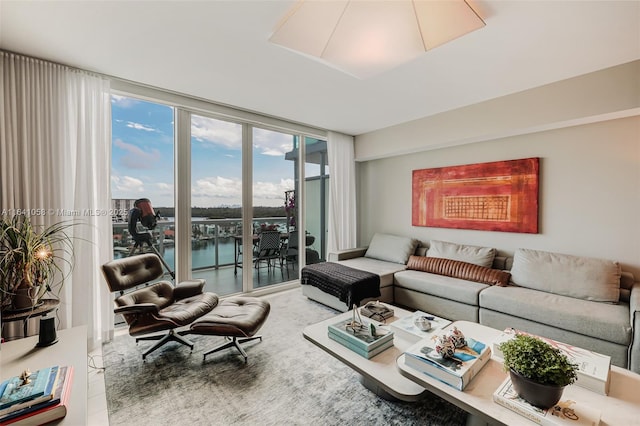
103,288 -> 467,426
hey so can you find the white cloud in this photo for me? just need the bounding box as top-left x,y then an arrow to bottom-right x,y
191,116 -> 241,149
253,128 -> 294,157
126,121 -> 156,132
253,178 -> 295,206
190,176 -> 294,207
111,175 -> 145,193
114,139 -> 161,169
192,176 -> 241,199
111,95 -> 139,108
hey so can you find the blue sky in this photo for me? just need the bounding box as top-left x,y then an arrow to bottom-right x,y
111,95 -> 297,208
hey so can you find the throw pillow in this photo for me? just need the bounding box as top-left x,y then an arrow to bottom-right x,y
407,255 -> 511,286
510,248 -> 621,303
364,233 -> 419,264
426,240 -> 496,268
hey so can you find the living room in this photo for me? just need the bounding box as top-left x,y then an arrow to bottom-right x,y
1,1 -> 639,425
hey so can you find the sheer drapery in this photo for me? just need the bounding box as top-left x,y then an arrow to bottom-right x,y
327,131 -> 357,253
0,51 -> 114,349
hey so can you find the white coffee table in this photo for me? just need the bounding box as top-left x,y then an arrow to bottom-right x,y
303,304 -> 427,401
305,307 -> 640,426
397,320 -> 640,426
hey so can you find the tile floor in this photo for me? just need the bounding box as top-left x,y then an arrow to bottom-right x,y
88,346 -> 110,425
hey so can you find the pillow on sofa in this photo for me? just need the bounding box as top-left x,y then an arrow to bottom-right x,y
426,240 -> 496,268
510,248 -> 621,303
364,233 -> 418,264
407,255 -> 511,286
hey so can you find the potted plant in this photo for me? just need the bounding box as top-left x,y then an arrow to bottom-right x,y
499,333 -> 579,408
0,215 -> 75,311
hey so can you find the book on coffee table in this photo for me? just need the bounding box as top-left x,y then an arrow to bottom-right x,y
404,334 -> 491,391
327,331 -> 394,359
493,377 -> 601,425
389,311 -> 451,343
328,318 -> 394,352
492,328 -> 611,395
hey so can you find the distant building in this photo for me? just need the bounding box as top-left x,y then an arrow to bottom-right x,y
112,199 -> 137,221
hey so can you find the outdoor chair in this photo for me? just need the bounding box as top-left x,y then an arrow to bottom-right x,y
253,230 -> 283,282
281,230 -> 299,278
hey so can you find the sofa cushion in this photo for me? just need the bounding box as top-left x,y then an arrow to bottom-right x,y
337,257 -> 406,287
394,270 -> 489,305
480,285 -> 631,345
510,248 -> 621,303
406,255 -> 511,286
426,240 -> 496,268
364,233 -> 418,264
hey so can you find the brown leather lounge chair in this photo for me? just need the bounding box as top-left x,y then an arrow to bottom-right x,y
101,253 -> 218,360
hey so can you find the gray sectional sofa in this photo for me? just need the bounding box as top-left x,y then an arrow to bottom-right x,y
302,233 -> 640,373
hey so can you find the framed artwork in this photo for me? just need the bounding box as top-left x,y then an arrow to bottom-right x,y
412,157 -> 539,233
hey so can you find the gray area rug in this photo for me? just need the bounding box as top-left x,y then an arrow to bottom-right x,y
103,288 -> 467,426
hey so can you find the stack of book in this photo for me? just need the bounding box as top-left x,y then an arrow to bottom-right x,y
493,377 -> 601,425
404,333 -> 491,390
389,311 -> 451,343
0,365 -> 74,425
328,318 -> 394,359
492,328 -> 611,395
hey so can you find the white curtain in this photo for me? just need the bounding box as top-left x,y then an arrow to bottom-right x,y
327,131 -> 357,253
0,51 -> 114,349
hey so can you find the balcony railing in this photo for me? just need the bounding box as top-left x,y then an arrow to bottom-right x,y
112,217 -> 289,271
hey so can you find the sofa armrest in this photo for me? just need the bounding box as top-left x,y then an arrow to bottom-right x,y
629,281 -> 640,373
327,248 -> 367,262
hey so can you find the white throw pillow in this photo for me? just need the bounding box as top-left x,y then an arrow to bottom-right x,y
426,240 -> 496,268
510,248 -> 621,303
364,233 -> 418,264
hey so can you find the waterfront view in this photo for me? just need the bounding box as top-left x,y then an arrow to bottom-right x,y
112,216 -> 291,271
110,93 -> 329,295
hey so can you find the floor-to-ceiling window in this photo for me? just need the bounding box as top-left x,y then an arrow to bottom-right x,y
252,127 -> 296,288
110,94 -> 175,277
189,114 -> 243,295
110,83 -> 328,297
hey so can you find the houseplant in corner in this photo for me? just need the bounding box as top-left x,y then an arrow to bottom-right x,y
0,215 -> 75,311
499,333 -> 579,408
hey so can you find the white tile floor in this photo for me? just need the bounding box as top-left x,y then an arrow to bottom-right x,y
87,346 -> 110,426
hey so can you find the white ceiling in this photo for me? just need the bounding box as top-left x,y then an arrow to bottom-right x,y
1,1 -> 639,136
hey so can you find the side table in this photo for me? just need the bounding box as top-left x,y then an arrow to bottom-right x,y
1,299 -> 60,340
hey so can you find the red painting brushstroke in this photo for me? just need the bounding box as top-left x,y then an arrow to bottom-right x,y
412,158 -> 539,233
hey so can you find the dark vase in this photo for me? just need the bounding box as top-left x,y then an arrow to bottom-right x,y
509,368 -> 565,409
12,285 -> 43,310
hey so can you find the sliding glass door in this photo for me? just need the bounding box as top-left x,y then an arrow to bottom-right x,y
190,114 -> 243,295
110,87 -> 328,298
252,127 -> 297,288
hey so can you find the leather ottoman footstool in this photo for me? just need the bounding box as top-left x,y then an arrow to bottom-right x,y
188,296 -> 270,362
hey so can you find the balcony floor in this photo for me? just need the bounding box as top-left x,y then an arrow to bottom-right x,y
192,262 -> 301,296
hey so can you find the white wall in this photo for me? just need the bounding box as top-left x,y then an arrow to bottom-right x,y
354,60 -> 640,278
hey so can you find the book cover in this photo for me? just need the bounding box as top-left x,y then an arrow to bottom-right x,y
0,367 -> 55,410
327,318 -> 393,351
404,334 -> 491,391
493,377 -> 601,425
389,311 -> 451,343
0,367 -> 59,417
2,366 -> 73,426
328,331 -> 394,359
492,328 -> 611,395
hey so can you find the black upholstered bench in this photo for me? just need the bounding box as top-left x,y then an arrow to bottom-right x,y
188,296 -> 270,362
301,262 -> 380,309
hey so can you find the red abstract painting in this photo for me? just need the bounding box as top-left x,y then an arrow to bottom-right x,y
412,158 -> 539,233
